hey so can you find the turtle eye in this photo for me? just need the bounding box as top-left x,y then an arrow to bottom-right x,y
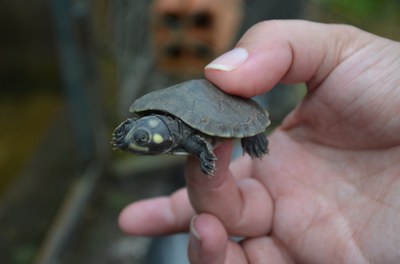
133,129 -> 150,146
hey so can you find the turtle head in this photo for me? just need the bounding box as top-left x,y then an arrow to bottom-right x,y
112,115 -> 174,155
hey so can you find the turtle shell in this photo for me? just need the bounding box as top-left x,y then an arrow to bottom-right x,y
130,79 -> 270,138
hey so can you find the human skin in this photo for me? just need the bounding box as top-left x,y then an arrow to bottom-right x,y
119,20 -> 400,263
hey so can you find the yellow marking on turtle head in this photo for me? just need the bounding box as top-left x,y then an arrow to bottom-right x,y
153,133 -> 164,144
129,143 -> 149,152
148,118 -> 160,128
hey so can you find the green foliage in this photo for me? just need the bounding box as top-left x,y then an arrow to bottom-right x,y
319,0 -> 400,19
313,0 -> 400,39
329,0 -> 384,18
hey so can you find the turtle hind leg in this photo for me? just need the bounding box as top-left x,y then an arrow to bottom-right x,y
241,133 -> 269,158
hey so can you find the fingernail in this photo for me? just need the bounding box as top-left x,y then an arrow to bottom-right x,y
190,215 -> 201,252
205,47 -> 248,71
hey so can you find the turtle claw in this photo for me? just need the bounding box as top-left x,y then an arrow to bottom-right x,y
199,150 -> 217,176
111,120 -> 131,150
183,134 -> 217,176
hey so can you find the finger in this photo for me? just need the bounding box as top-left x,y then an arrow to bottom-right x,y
242,236 -> 295,264
229,154 -> 253,180
118,187 -> 194,235
185,141 -> 273,236
205,20 -> 370,97
188,213 -> 247,264
118,153 -> 256,236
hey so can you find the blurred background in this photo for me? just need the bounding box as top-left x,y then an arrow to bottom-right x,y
0,0 -> 399,263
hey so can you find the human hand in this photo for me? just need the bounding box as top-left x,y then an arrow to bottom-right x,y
119,20 -> 400,263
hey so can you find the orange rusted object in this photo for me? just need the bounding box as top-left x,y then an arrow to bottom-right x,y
151,0 -> 243,77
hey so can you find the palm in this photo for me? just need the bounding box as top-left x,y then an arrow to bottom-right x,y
252,44 -> 400,262
257,131 -> 399,263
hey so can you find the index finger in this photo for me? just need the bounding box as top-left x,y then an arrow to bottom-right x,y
185,141 -> 273,237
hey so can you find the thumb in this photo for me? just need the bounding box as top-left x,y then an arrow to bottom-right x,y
204,20 -> 367,97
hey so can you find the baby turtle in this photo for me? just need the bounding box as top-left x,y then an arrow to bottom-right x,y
112,79 -> 270,175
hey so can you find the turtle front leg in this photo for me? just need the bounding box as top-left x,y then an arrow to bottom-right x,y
241,133 -> 269,158
183,134 -> 217,176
